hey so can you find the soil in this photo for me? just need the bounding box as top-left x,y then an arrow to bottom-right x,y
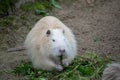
0,0 -> 120,79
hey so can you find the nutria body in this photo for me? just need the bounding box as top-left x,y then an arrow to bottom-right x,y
102,63 -> 120,80
24,16 -> 77,71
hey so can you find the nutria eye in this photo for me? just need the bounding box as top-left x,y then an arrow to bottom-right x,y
46,30 -> 51,35
52,39 -> 55,42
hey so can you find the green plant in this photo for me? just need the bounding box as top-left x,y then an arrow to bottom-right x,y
0,0 -> 17,17
21,0 -> 61,16
13,52 -> 111,80
50,0 -> 62,9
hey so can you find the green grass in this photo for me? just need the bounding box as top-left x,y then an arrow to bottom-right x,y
13,52 -> 111,80
21,0 -> 61,16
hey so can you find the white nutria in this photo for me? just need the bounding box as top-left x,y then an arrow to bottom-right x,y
24,16 -> 77,71
102,63 -> 120,80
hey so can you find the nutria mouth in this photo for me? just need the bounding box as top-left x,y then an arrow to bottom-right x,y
59,54 -> 63,66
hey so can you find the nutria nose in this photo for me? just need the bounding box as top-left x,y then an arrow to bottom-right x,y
59,49 -> 65,53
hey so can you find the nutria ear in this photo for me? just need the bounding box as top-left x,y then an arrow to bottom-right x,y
46,30 -> 51,36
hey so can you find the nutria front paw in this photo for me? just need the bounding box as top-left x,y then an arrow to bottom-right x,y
62,59 -> 69,67
55,65 -> 63,71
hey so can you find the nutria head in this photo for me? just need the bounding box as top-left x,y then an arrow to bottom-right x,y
46,29 -> 70,57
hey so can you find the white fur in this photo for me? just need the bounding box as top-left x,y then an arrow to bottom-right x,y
50,29 -> 70,57
24,16 -> 77,71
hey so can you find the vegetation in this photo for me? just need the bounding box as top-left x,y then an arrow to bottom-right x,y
13,52 -> 111,80
0,15 -> 15,33
0,0 -> 61,17
0,0 -> 61,33
0,0 -> 17,17
21,0 -> 61,16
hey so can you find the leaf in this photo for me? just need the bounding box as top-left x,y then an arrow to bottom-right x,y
35,9 -> 47,16
51,0 -> 62,9
34,77 -> 46,80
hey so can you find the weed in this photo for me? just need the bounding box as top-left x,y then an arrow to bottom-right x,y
21,0 -> 61,16
51,0 -> 62,9
0,0 -> 18,17
13,52 -> 111,80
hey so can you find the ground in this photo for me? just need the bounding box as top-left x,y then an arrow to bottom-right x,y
0,0 -> 120,79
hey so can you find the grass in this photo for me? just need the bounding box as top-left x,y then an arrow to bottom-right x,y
0,0 -> 61,17
21,0 -> 61,16
0,15 -> 15,34
0,0 -> 61,33
12,52 -> 111,80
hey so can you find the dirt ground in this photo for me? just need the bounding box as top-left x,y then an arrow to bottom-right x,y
0,0 -> 120,79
